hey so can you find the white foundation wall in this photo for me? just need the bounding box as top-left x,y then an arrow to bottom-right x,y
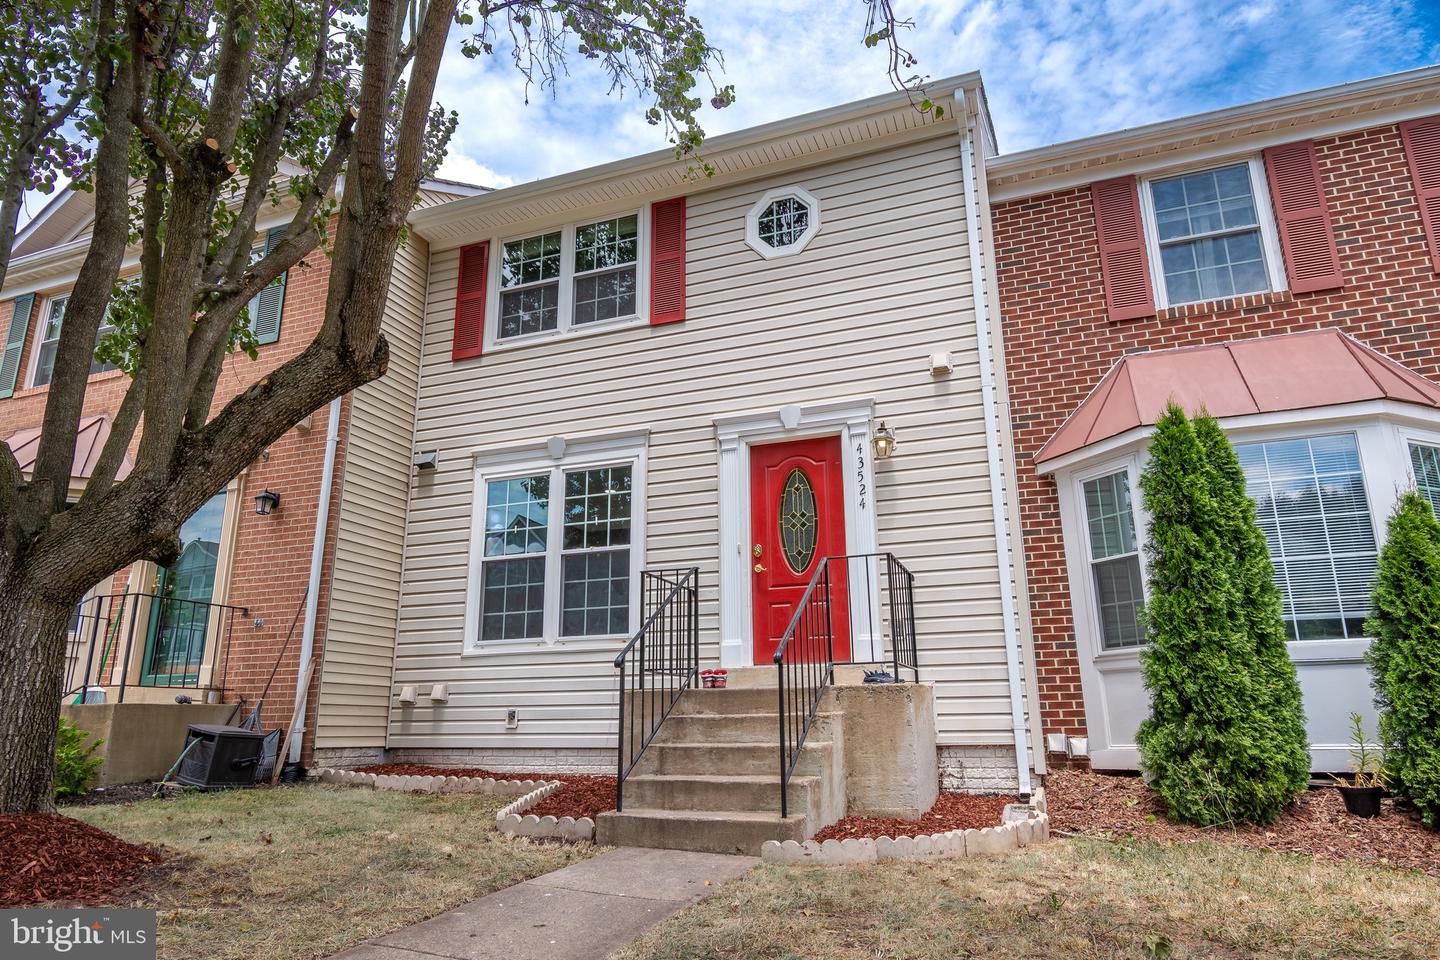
390,128 -> 1027,764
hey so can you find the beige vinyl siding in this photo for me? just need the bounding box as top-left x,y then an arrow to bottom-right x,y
316,229 -> 431,749
393,129 -> 1021,750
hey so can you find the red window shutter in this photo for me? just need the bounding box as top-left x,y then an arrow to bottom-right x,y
650,197 -> 686,326
452,241 -> 489,360
1400,116 -> 1440,272
1262,140 -> 1343,293
1090,177 -> 1156,322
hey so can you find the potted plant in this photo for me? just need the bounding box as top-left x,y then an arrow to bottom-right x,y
1333,713 -> 1386,817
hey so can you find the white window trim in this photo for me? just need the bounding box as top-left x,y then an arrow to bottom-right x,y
1137,155 -> 1288,310
1072,456 -> 1150,656
462,431 -> 648,655
1394,421 -> 1440,512
482,206 -> 650,353
745,185 -> 822,260
27,290 -> 124,389
27,292 -> 68,389
713,397 -> 879,668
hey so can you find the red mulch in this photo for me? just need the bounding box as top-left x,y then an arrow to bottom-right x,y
355,764 -> 618,821
1049,769 -> 1440,877
0,813 -> 164,906
812,792 -> 1016,842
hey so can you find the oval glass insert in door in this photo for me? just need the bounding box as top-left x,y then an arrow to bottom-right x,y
778,467 -> 818,573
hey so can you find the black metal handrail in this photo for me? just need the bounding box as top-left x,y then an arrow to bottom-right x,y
62,591 -> 249,703
614,567 -> 699,811
774,552 -> 919,817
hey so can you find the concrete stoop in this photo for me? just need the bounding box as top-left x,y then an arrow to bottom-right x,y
597,668 -> 938,856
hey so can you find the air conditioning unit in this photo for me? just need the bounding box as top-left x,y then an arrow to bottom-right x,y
175,724 -> 266,789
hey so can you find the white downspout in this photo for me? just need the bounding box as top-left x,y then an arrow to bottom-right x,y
289,395 -> 343,764
957,90 -> 1033,797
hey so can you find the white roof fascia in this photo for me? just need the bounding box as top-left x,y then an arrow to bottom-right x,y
988,65 -> 1440,202
408,72 -> 983,249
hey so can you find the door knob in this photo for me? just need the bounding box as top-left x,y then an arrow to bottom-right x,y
753,563 -> 767,573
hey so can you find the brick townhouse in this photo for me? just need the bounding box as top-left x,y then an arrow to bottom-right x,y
0,172 -> 479,779
986,66 -> 1440,771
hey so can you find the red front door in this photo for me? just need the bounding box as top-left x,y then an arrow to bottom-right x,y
749,436 -> 851,664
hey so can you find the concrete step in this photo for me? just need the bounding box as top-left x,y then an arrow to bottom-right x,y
596,807 -> 809,856
622,773 -> 821,819
634,739 -> 833,777
658,710 -> 838,743
673,686 -> 838,716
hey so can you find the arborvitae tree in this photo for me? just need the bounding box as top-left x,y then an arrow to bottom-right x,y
1136,405 -> 1308,825
1365,491 -> 1440,827
1194,414 -> 1310,797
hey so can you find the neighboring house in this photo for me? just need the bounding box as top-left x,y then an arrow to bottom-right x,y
307,73 -> 1049,841
988,66 -> 1440,772
0,169 -> 481,777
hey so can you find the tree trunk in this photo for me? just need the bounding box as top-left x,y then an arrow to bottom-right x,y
0,575 -> 74,813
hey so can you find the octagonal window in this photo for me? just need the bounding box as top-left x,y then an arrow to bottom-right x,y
746,186 -> 821,259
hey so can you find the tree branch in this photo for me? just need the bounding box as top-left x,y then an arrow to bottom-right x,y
30,0 -> 136,512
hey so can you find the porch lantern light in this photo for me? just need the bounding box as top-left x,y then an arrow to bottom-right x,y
254,490 -> 281,516
872,422 -> 897,460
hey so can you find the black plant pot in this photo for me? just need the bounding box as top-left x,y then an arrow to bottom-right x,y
1337,783 -> 1384,817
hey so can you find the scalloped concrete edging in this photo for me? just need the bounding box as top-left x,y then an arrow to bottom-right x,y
494,780 -> 597,842
312,767 -> 546,799
761,787 -> 1050,866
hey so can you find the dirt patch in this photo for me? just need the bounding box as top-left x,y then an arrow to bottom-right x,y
356,764 -> 618,820
1049,769 -> 1440,876
63,783 -> 170,807
812,792 -> 1016,842
0,813 -> 164,906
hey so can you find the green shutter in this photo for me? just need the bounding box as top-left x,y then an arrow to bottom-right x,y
250,227 -> 287,346
0,293 -> 36,398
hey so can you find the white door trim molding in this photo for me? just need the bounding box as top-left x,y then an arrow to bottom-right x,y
714,397 -> 879,669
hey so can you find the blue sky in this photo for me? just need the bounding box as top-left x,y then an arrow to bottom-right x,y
13,1 -> 1440,226
433,0 -> 1440,189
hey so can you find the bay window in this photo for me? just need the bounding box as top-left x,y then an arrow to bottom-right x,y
1081,469 -> 1145,649
466,435 -> 645,650
1411,441 -> 1440,518
1235,434 -> 1377,641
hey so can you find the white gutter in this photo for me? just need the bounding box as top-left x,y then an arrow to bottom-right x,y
956,88 -> 1033,798
289,396 -> 343,764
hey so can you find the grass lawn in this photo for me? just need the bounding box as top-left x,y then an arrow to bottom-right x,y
65,784 -> 596,960
617,837 -> 1440,960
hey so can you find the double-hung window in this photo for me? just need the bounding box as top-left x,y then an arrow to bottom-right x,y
33,295 -> 119,387
492,211 -> 644,346
468,437 -> 645,649
1081,469 -> 1145,649
1410,440 -> 1440,519
1143,160 -> 1283,307
1236,434 -> 1378,641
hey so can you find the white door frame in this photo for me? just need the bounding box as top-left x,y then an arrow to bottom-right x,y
714,398 -> 880,669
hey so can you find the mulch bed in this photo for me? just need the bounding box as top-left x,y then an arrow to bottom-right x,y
355,764 -> 618,821
812,792 -> 1016,842
1049,769 -> 1440,877
0,813 -> 164,906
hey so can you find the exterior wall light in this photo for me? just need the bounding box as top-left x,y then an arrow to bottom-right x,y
873,422 -> 897,460
254,490 -> 281,515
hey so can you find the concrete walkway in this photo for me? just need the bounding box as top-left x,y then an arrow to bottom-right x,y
332,847 -> 756,960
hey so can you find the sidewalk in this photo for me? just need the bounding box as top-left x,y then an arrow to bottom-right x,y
332,846 -> 756,960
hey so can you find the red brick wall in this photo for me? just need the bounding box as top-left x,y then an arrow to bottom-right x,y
1,233 -> 353,760
993,119 -> 1440,740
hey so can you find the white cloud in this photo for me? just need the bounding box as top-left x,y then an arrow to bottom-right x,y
430,0 -> 1437,190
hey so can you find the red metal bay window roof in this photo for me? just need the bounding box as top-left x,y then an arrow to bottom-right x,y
1035,330 -> 1440,465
